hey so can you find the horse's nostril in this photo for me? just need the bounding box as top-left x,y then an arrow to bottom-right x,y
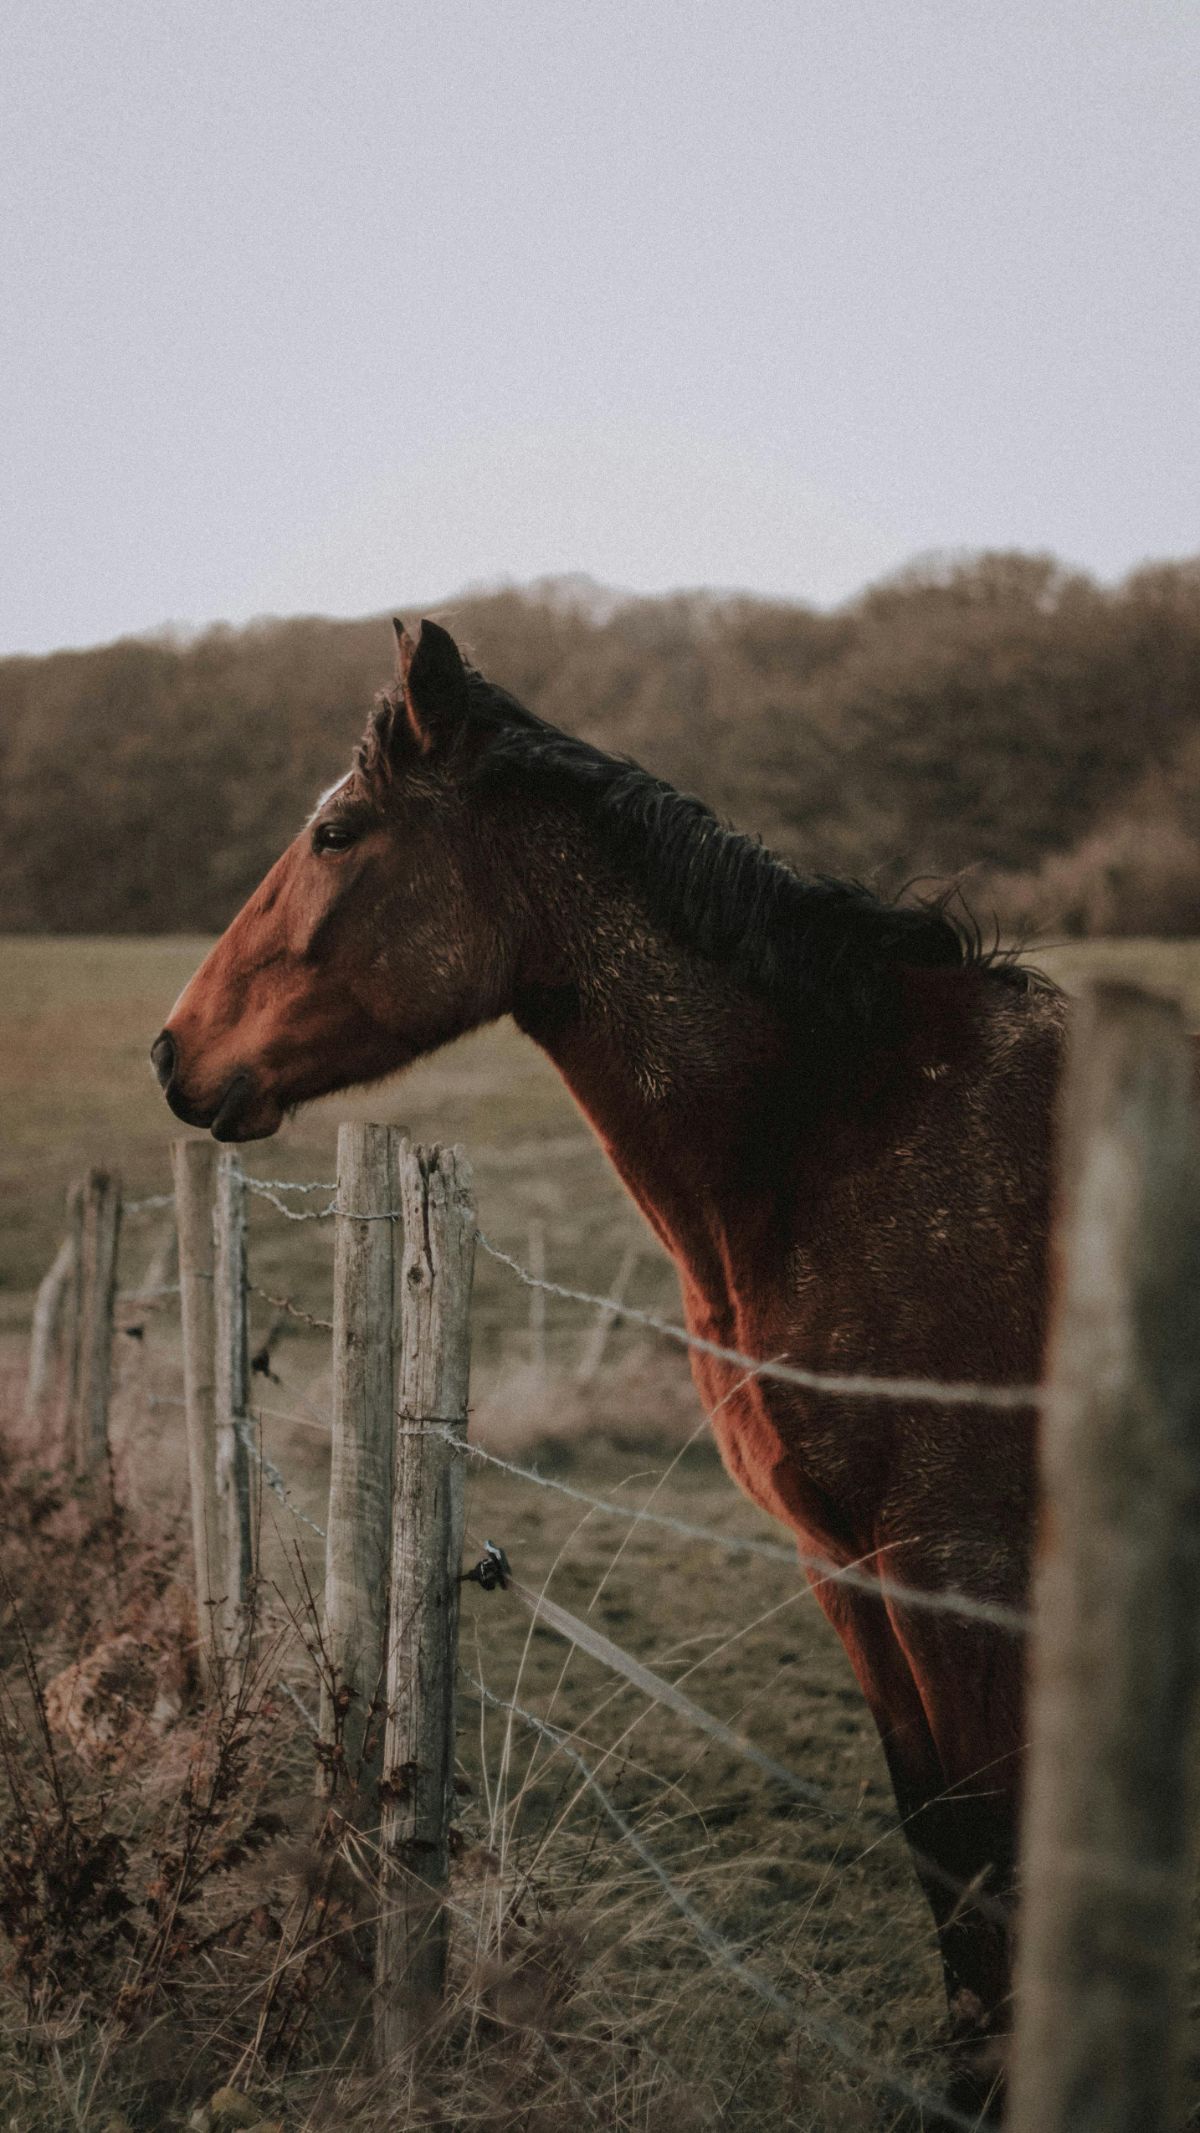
151,1031 -> 176,1090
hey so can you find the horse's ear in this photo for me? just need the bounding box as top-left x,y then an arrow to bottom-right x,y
394,617 -> 469,754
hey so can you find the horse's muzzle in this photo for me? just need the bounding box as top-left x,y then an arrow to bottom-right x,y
151,1033 -> 275,1141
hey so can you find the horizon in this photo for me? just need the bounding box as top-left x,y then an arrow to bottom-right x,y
5,544 -> 1198,665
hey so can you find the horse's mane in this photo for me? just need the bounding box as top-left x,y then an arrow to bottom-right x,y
372,668 -> 1038,1048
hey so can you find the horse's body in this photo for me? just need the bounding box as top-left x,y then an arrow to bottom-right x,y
154,618 -> 1064,2091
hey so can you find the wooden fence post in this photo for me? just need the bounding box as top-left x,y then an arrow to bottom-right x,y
1010,982 -> 1200,2133
172,1140 -> 223,1690
375,1143 -> 475,2067
213,1150 -> 256,1663
68,1168 -> 122,1482
319,1122 -> 399,1807
23,1235 -> 76,1441
62,1180 -> 85,1450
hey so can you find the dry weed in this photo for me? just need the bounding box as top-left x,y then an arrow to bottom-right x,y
0,1367 -> 963,2133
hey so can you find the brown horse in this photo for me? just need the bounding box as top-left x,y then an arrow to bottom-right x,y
154,618 -> 1063,2093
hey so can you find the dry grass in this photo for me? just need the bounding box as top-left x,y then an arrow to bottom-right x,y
0,1324 -> 958,2133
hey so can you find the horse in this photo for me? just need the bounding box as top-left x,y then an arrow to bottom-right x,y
153,616 -> 1063,2104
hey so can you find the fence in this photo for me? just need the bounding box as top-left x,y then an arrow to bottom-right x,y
21,979 -> 1200,2133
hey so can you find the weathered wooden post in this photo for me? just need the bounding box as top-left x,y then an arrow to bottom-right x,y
62,1179 -> 85,1443
375,1143 -> 475,2066
172,1140 -> 223,1690
1010,982 -> 1200,2133
68,1168 -> 122,1481
319,1122 -> 399,1807
23,1235 -> 76,1441
213,1150 -> 256,1663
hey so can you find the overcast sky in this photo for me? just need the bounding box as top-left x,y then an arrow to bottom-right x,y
1,1 -> 1197,655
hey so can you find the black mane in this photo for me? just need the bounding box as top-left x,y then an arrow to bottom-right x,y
384,667 -> 1034,1048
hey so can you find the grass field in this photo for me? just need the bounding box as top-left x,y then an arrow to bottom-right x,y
3,932 -> 1200,2128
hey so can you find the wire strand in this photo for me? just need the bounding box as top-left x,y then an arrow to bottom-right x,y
243,1178 -> 338,1221
249,1282 -> 334,1333
476,1229 -> 1041,1414
237,1416 -> 327,1541
240,1170 -> 1039,1411
452,1431 -> 1028,1634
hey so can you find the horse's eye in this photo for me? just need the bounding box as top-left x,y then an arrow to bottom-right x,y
314,819 -> 357,854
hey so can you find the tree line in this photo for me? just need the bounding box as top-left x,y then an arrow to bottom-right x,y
4,549 -> 1199,938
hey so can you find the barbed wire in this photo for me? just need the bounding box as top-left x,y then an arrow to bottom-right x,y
235,1162 -> 1032,1628
463,1436 -> 798,1558
123,1192 -> 175,1215
464,1673 -> 981,2133
476,1230 -> 1041,1415
246,1176 -> 338,1195
235,1409 -> 1014,1934
249,1281 -> 334,1333
243,1178 -> 398,1224
143,1308 -> 1017,1927
243,1178 -> 338,1221
227,1407 -> 1011,1925
238,1416 -> 328,1542
449,1431 -> 1028,1635
239,1171 -> 1040,1414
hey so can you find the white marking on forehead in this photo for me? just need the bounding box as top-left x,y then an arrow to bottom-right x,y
307,773 -> 351,825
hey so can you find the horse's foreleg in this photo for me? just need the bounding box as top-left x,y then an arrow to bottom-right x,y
876,1599 -> 1025,2125
819,1584 -> 1016,2047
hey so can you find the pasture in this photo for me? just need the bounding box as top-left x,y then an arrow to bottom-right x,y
3,932 -> 1200,2129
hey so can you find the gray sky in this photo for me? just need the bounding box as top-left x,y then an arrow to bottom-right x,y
2,0 -> 1197,655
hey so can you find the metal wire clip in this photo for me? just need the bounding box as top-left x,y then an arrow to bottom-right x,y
462,1540 -> 512,1592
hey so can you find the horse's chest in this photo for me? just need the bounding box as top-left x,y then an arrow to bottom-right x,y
695,1348 -> 870,1563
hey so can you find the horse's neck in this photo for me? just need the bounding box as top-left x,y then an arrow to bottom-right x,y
511,885 -> 787,1305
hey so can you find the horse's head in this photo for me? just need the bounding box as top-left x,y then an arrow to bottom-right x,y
153,619 -> 522,1140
